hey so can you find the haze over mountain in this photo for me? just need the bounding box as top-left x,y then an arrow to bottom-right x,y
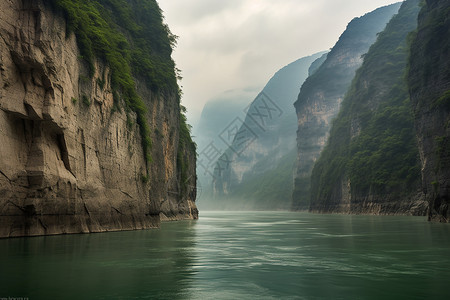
309,0 -> 427,215
159,0 -> 404,126
194,87 -> 259,155
1,1 -> 450,299
200,52 -> 326,210
292,3 -> 402,210
188,0 -> 450,223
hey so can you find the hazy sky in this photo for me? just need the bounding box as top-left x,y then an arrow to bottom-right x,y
158,0 -> 401,126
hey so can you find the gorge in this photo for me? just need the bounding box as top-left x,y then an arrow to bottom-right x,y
200,0 -> 450,222
1,0 -> 449,299
0,0 -> 447,236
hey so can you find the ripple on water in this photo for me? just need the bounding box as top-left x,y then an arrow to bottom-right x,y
0,211 -> 449,299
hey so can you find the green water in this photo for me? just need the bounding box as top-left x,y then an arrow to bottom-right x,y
0,211 -> 449,299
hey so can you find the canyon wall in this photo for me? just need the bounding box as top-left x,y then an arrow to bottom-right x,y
0,0 -> 197,237
309,0 -> 427,215
292,3 -> 402,210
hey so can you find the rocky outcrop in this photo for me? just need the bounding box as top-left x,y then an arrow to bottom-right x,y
309,0 -> 427,215
0,0 -> 196,237
209,53 -> 325,210
292,3 -> 401,210
408,0 -> 450,222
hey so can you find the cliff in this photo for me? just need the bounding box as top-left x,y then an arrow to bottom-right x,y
309,0 -> 427,215
408,0 -> 450,222
292,3 -> 402,210
208,53 -> 325,210
0,0 -> 197,238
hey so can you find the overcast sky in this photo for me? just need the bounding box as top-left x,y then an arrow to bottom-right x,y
158,0 -> 401,126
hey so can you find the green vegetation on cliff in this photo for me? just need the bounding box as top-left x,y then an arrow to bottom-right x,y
311,0 -> 421,206
408,0 -> 450,222
177,105 -> 196,195
49,0 -> 179,163
292,3 -> 402,210
408,0 -> 450,108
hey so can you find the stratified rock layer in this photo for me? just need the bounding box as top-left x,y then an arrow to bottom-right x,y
408,0 -> 450,222
0,0 -> 197,237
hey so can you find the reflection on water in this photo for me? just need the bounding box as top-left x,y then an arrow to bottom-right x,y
0,220 -> 198,299
1,211 -> 449,299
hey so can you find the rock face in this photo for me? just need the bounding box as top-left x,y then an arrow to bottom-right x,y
292,3 -> 401,210
408,0 -> 450,222
208,53 -> 325,210
309,0 -> 427,215
0,0 -> 197,237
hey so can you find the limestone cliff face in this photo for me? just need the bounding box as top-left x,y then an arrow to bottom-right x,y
292,3 -> 401,210
0,0 -> 197,237
408,0 -> 450,222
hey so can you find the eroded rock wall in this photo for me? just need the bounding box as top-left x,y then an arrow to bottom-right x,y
0,0 -> 196,237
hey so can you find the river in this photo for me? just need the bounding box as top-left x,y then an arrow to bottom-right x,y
1,211 -> 449,299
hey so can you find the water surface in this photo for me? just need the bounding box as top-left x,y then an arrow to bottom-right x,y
1,211 -> 449,299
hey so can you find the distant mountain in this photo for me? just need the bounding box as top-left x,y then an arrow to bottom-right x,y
202,52 -> 326,210
408,0 -> 450,222
194,88 -> 258,206
292,2 -> 402,210
194,88 -> 259,158
309,0 -> 427,215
